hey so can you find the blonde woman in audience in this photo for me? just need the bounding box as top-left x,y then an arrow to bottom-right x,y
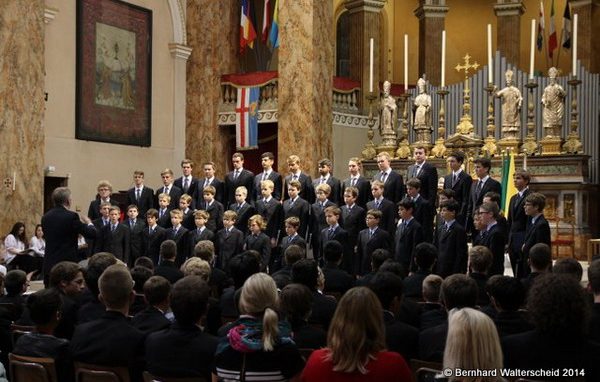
301,287 -> 411,381
180,257 -> 211,281
443,308 -> 504,381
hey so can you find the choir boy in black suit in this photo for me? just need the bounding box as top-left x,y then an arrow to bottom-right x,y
407,147 -> 439,202
253,152 -> 283,201
521,193 -> 551,275
406,177 -> 435,242
179,194 -> 195,230
90,201 -> 111,254
507,170 -> 531,278
443,152 -> 471,225
229,186 -> 255,236
279,217 -> 307,253
244,214 -> 272,272
394,198 -> 424,274
483,192 -> 509,236
356,209 -> 392,276
340,186 -> 366,269
254,179 -> 283,247
96,206 -> 130,264
284,154 -> 315,203
215,210 -> 244,273
197,185 -> 224,233
168,209 -> 189,267
341,157 -> 371,209
434,200 -> 468,278
224,152 -> 255,207
282,180 -> 310,239
155,168 -> 183,210
374,151 -> 404,204
434,189 -> 456,234
156,193 -> 172,229
174,159 -> 199,205
143,209 -> 167,265
366,180 -> 396,236
88,180 -> 118,220
476,201 -> 507,276
188,210 -> 215,259
126,205 -> 146,267
466,157 -> 502,234
313,158 -> 342,205
321,206 -> 351,271
310,183 -> 337,261
126,170 -> 154,217
195,161 -> 225,206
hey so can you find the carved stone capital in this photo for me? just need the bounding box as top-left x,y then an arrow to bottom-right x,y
44,6 -> 58,24
344,0 -> 386,14
169,43 -> 192,61
493,1 -> 525,17
414,4 -> 449,19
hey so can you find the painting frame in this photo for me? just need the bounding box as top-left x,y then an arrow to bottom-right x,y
76,0 -> 152,146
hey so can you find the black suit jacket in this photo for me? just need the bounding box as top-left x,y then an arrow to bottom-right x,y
156,208 -> 172,229
142,225 -> 167,265
197,200 -> 224,233
126,186 -> 155,217
341,176 -> 372,209
418,322 -> 448,362
413,195 -> 435,242
125,219 -> 146,265
443,170 -> 472,225
229,201 -> 256,236
194,177 -> 225,206
87,198 -> 118,221
309,200 -> 336,259
244,233 -> 272,270
215,227 -> 244,272
131,306 -> 171,335
155,185 -> 183,210
96,223 -> 131,264
340,204 -> 366,251
479,222 -> 507,276
309,291 -> 337,330
187,227 -> 215,258
366,198 -> 396,236
253,171 -> 283,201
320,226 -> 352,272
224,169 -> 254,206
282,197 -> 310,238
322,264 -> 355,295
356,227 -> 391,275
174,176 -> 199,199
255,198 -> 283,239
522,214 -> 551,256
407,162 -> 439,202
507,189 -> 531,260
313,176 -> 342,205
383,311 -> 419,361
374,170 -> 405,204
155,261 -> 184,284
394,218 -> 424,273
284,172 -> 314,204
434,220 -> 468,278
166,226 -> 189,266
467,177 -> 502,231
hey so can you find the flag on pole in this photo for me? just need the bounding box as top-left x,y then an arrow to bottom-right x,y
562,2 -> 571,49
262,0 -> 271,42
235,87 -> 260,150
537,1 -> 545,51
501,151 -> 517,217
240,0 -> 257,54
548,0 -> 558,58
268,0 -> 280,49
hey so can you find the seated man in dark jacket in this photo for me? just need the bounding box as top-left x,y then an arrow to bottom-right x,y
132,276 -> 171,334
486,275 -> 531,337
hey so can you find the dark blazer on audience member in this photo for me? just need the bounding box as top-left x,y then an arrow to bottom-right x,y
155,185 -> 183,210
418,322 -> 448,363
282,197 -> 310,239
255,198 -> 284,240
229,201 -> 256,236
194,177 -> 225,206
284,172 -> 314,204
215,227 -> 244,272
374,170 -> 405,204
383,310 -> 419,362
356,227 -> 392,276
13,332 -> 73,382
366,198 -> 397,237
434,220 -> 468,278
522,214 -> 551,256
224,169 -> 255,207
96,223 -> 131,264
313,176 -> 342,206
126,186 -> 155,217
394,218 -> 424,274
403,269 -> 431,300
309,291 -> 337,330
478,222 -> 507,276
443,170 -> 472,225
341,176 -> 372,209
466,176 -> 502,231
322,263 -> 355,295
142,225 -> 166,265
155,261 -> 184,285
253,171 -> 283,201
407,161 -> 439,202
131,306 -> 171,335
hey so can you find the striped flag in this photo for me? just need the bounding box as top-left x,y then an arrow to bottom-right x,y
562,2 -> 571,49
235,87 -> 260,150
268,0 -> 279,49
537,1 -> 545,51
548,0 -> 558,58
501,151 -> 517,217
240,0 -> 257,54
262,0 -> 271,42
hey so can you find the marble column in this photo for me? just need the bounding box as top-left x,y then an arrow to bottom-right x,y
345,0 -> 386,110
186,0 -> 239,177
0,0 -> 45,235
170,43 -> 192,170
414,0 -> 449,87
494,0 -> 524,66
570,0 -> 600,73
278,0 -> 334,177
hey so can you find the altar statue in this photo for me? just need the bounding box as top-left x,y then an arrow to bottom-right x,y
541,67 -> 566,133
379,80 -> 397,135
495,69 -> 522,134
414,77 -> 431,129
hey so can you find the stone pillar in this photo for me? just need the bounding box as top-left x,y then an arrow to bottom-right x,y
169,43 -> 192,170
494,0 -> 524,66
345,0 -> 386,110
414,0 -> 449,87
0,0 -> 45,234
186,0 -> 239,176
278,0 -> 334,177
570,0 -> 600,73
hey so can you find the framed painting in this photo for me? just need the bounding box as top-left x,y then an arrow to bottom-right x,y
76,0 -> 152,146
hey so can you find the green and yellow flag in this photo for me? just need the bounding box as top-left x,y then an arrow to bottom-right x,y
501,151 -> 517,217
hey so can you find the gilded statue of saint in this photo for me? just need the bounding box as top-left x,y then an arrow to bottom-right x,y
541,67 -> 566,133
380,81 -> 397,134
495,69 -> 522,134
414,77 -> 431,129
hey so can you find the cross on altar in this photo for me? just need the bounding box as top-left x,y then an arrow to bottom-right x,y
454,54 -> 480,135
455,54 -> 480,78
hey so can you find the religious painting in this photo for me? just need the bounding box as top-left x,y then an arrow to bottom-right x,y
76,0 -> 152,146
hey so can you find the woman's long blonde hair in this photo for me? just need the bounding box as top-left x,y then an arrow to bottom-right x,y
326,287 -> 386,374
238,273 -> 280,351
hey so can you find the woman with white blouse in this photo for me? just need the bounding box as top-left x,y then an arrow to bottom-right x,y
30,224 -> 45,257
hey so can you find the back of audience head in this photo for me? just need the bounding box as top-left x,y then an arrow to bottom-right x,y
85,252 -> 117,298
323,241 -> 343,265
229,251 -> 261,289
159,240 -> 177,261
239,273 -> 280,351
98,264 -> 134,312
377,259 -> 404,277
143,276 -> 171,308
327,287 -> 385,374
133,256 -> 154,271
587,259 -> 600,297
180,257 -> 211,281
171,276 -> 210,326
49,261 -> 85,296
441,274 -> 478,310
130,266 -> 153,294
422,274 -> 443,303
292,259 -> 318,291
5,270 -> 27,297
371,248 -> 392,272
27,288 -> 63,328
528,243 -> 552,272
527,273 -> 589,336
284,244 -> 305,267
368,271 -> 403,311
279,283 -> 313,325
469,246 -> 493,274
194,240 -> 215,264
414,242 -> 438,272
486,275 -> 525,312
552,258 -> 583,282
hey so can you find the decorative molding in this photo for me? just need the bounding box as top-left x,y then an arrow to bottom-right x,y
569,0 -> 593,7
169,43 -> 192,61
414,4 -> 449,19
44,6 -> 58,24
167,0 -> 187,45
217,110 -> 374,129
493,2 -> 525,17
218,110 -> 279,126
345,0 -> 386,14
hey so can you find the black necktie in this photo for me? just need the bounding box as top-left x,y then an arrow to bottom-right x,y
328,228 -> 335,239
183,178 -> 189,193
136,188 -> 141,201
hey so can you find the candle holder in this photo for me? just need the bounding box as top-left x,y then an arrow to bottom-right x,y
395,93 -> 412,159
482,83 -> 498,157
361,92 -> 378,160
431,88 -> 449,158
521,81 -> 539,155
562,77 -> 583,154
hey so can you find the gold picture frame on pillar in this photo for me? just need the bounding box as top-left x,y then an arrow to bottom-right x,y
76,0 -> 152,146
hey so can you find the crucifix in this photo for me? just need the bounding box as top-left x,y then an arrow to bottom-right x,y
454,54 -> 480,135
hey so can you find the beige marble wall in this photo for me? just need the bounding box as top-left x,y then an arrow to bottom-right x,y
416,3 -> 448,87
186,0 -> 239,177
0,0 -> 45,235
278,0 -> 334,177
494,1 -> 524,67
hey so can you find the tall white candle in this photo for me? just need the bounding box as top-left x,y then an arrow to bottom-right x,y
572,14 -> 578,76
12,171 -> 15,191
369,38 -> 374,92
404,34 -> 408,92
487,24 -> 493,83
529,19 -> 535,80
441,30 -> 446,87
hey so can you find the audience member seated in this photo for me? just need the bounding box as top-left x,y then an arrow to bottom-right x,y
213,273 -> 305,381
587,260 -> 600,343
468,245 -> 493,306
12,288 -> 73,382
130,265 -> 152,315
219,251 -> 261,322
131,276 -> 171,334
133,256 -> 155,271
271,244 -> 305,289
194,240 -> 231,297
553,257 -> 583,283
321,241 -> 354,296
76,252 -> 116,324
521,243 -> 551,294
154,240 -> 184,284
486,275 -> 532,337
419,274 -> 446,330
292,259 -> 337,330
419,274 -> 478,362
403,243 -> 437,300
180,257 -> 211,280
502,274 -> 600,380
279,283 -> 327,349
70,264 -> 145,381
368,271 -> 419,361
443,308 -> 503,378
0,270 -> 27,321
301,287 -> 411,381
356,248 -> 392,287
146,276 -> 218,380
378,259 -> 405,277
